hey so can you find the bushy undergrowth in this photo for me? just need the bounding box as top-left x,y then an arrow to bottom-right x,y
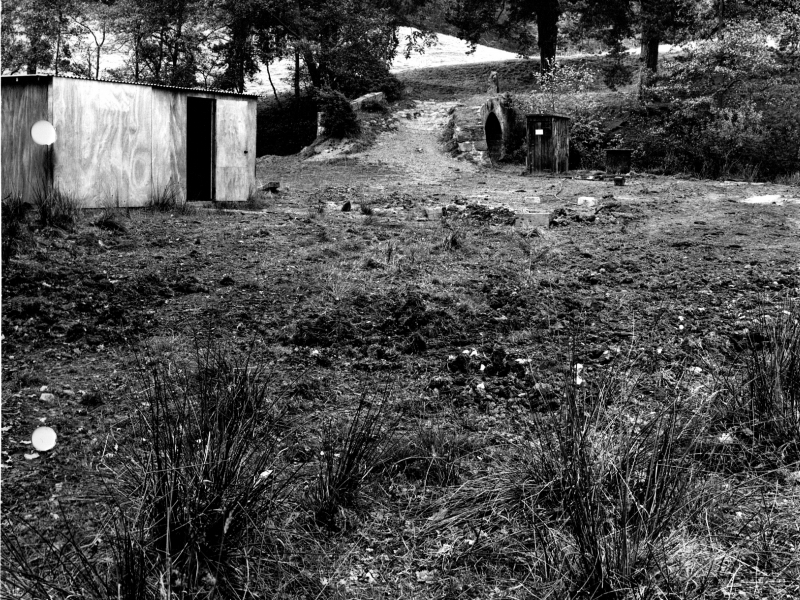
256,92 -> 319,156
629,19 -> 800,179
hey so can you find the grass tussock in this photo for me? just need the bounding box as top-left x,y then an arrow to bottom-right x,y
33,187 -> 82,231
3,336 -> 298,598
305,393 -> 393,532
146,184 -> 193,214
427,364 -> 706,598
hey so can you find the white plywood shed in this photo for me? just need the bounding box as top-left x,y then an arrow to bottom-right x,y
1,74 -> 257,207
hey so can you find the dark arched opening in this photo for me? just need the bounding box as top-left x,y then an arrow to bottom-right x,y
485,112 -> 503,161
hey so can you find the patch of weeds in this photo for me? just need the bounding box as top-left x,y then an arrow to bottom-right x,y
360,201 -> 374,216
244,187 -> 268,210
305,393 -> 393,532
93,203 -> 129,233
439,219 -> 466,251
33,187 -> 82,231
385,419 -> 469,487
775,171 -> 800,185
1,191 -> 33,263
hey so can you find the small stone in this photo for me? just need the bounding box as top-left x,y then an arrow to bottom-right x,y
577,196 -> 598,207
40,393 -> 56,402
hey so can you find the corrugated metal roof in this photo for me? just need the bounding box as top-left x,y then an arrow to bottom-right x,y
1,73 -> 260,98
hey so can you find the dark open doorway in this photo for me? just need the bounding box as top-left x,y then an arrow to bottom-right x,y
186,97 -> 215,201
485,112 -> 502,162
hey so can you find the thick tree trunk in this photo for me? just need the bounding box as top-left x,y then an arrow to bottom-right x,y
640,30 -> 659,72
537,1 -> 560,72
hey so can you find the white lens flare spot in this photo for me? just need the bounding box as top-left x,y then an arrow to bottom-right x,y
31,120 -> 57,146
31,426 -> 57,451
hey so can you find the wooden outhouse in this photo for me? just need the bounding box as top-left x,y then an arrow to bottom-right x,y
1,74 -> 258,207
526,113 -> 570,174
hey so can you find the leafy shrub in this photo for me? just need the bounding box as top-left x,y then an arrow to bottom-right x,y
317,88 -> 360,138
570,114 -> 609,170
34,187 -> 81,230
1,192 -> 32,263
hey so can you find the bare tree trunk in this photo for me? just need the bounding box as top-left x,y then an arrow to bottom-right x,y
267,61 -> 282,107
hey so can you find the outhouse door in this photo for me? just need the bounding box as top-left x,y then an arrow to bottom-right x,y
215,98 -> 252,201
529,118 -> 553,173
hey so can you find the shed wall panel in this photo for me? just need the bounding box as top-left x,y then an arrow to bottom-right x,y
214,98 -> 255,201
151,89 -> 187,200
52,78 -> 152,207
1,81 -> 51,201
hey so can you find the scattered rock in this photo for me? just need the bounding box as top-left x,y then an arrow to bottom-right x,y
40,393 -> 56,402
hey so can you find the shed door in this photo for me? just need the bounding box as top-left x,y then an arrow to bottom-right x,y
186,97 -> 215,201
215,98 -> 253,201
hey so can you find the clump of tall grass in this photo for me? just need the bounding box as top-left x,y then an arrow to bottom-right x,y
123,338 -> 296,595
1,191 -> 32,263
428,363 -> 705,598
146,184 -> 193,214
305,393 -> 392,532
33,187 -> 82,230
2,337 -> 298,598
